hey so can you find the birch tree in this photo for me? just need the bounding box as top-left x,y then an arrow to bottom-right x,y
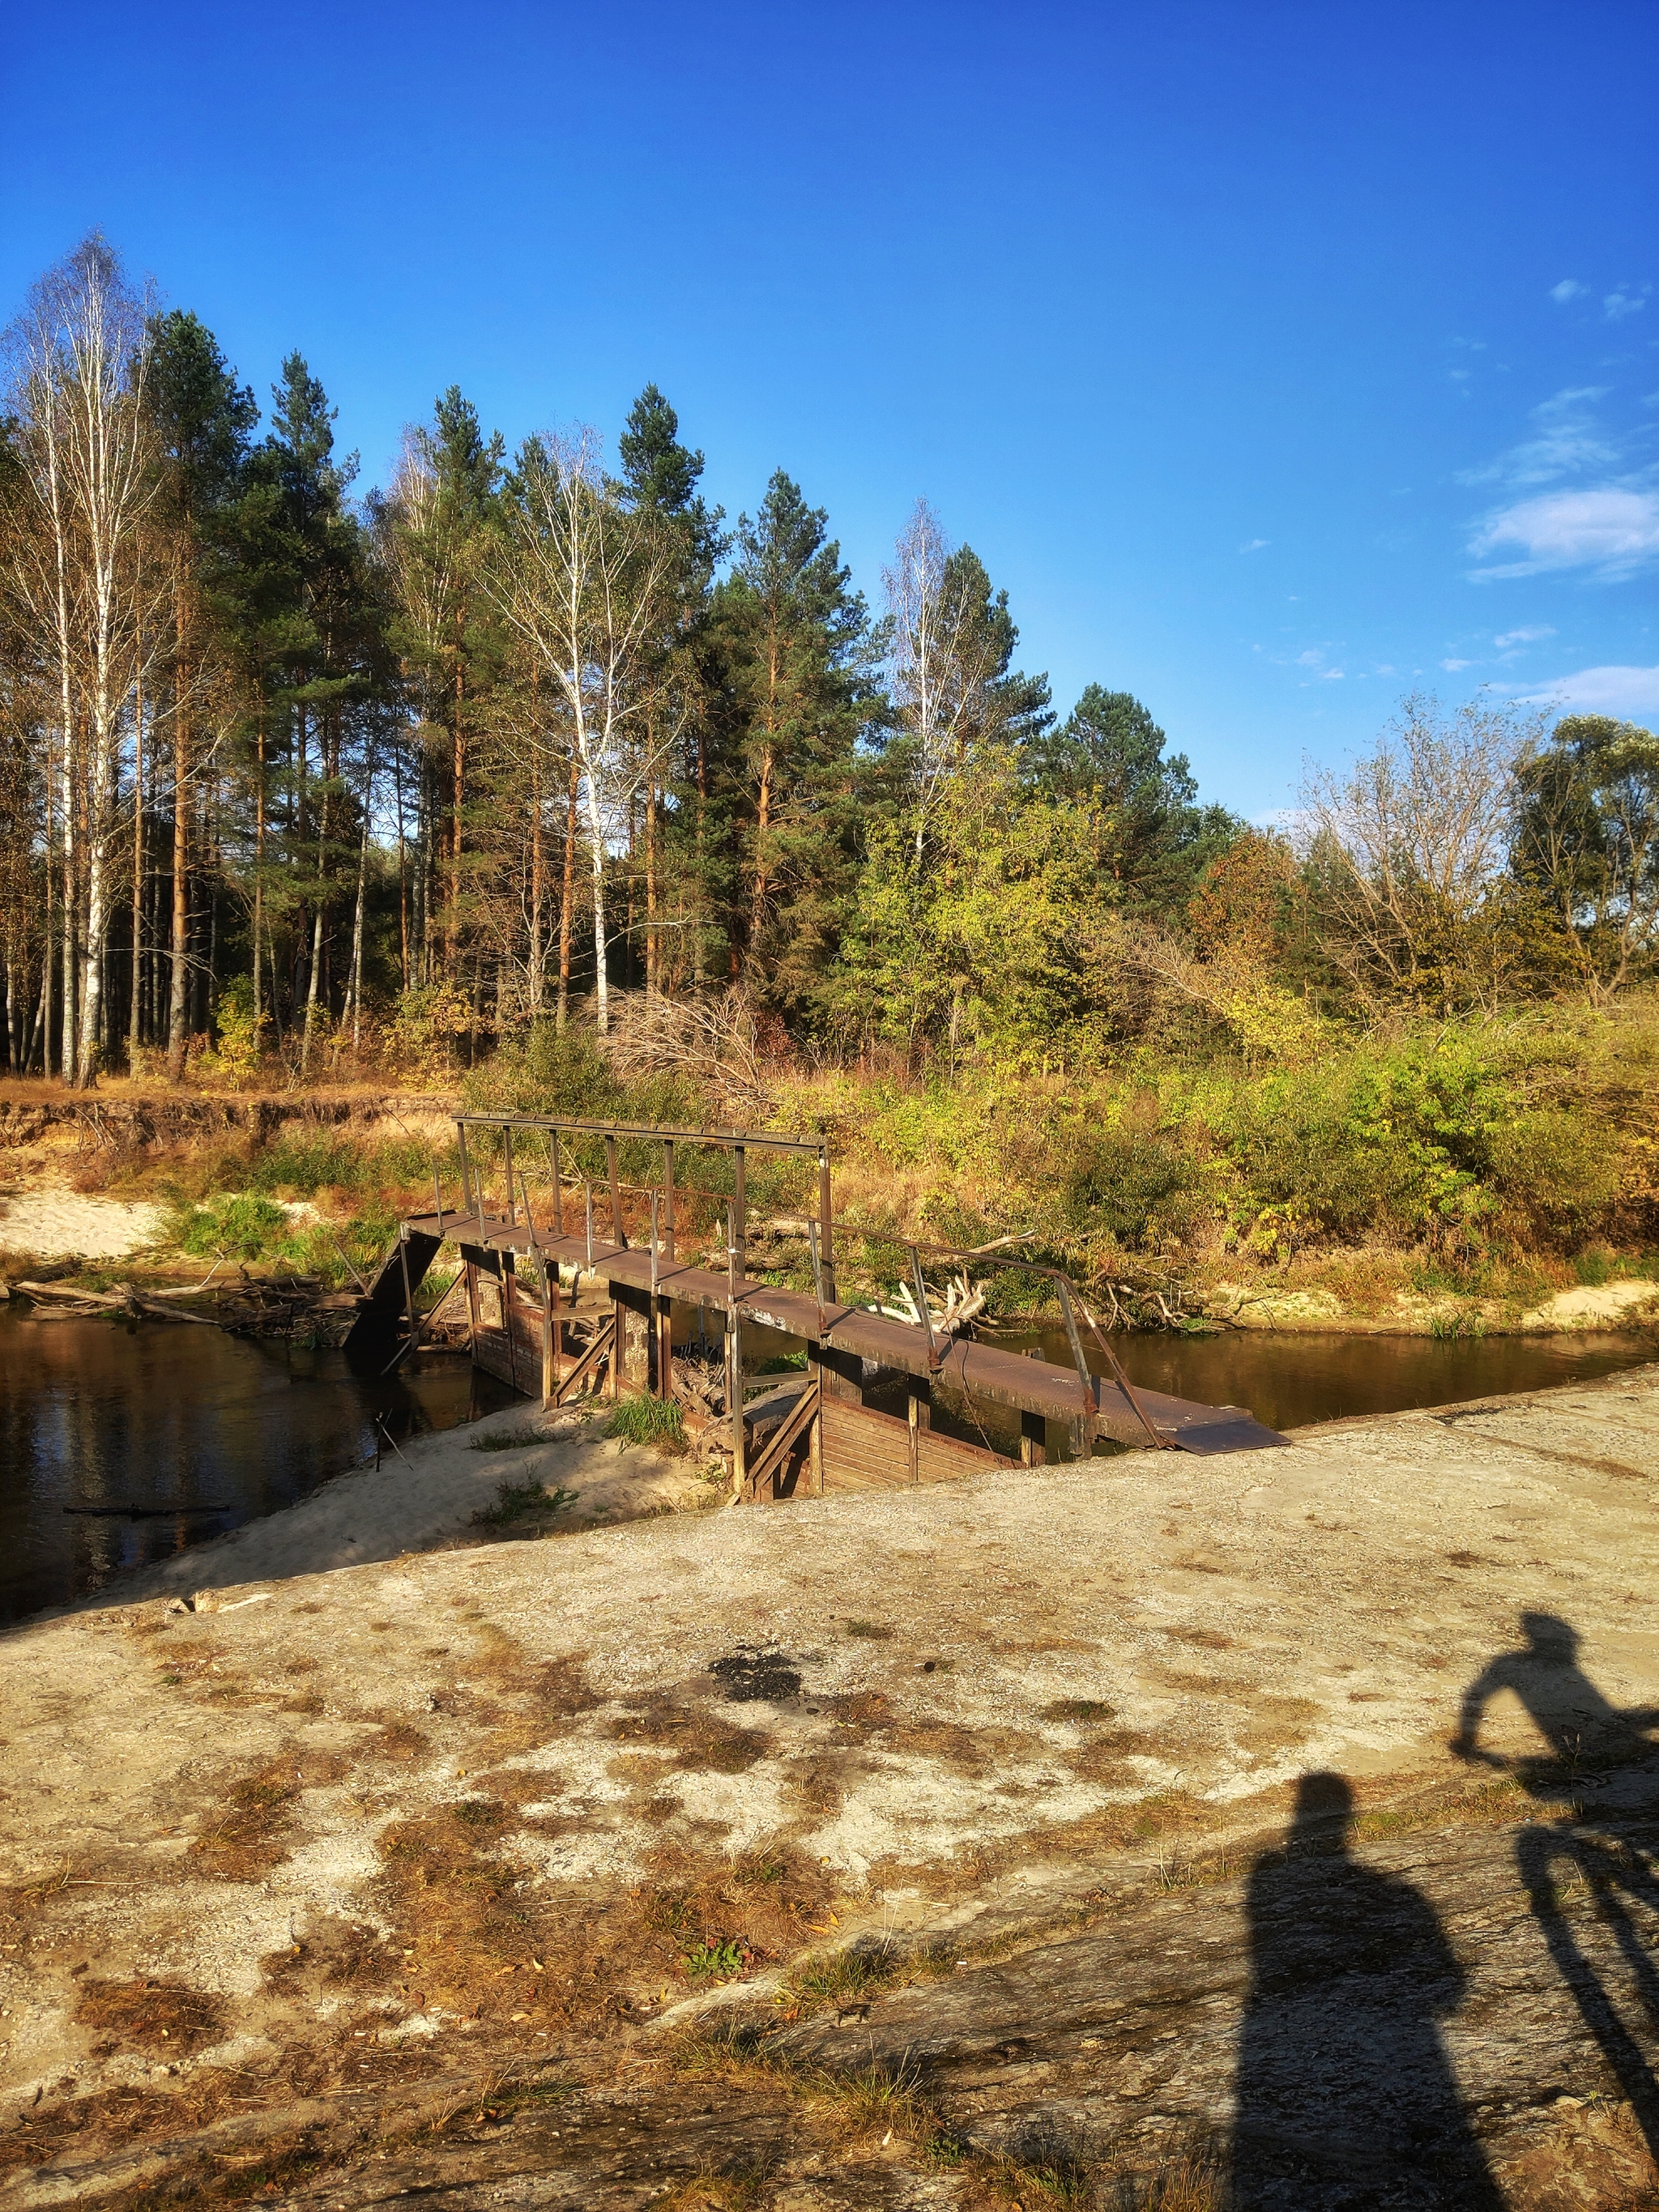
884,498 -> 1048,859
484,428 -> 676,1035
2,234 -> 163,1085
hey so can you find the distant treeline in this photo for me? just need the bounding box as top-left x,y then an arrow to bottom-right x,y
1,234 -> 1654,1089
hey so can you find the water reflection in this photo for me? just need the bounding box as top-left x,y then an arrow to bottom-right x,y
0,1312 -> 517,1625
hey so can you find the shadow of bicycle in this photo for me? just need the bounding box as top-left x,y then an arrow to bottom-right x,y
1456,1609 -> 1659,2154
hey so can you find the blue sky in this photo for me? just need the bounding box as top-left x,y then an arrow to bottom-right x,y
4,0 -> 1656,818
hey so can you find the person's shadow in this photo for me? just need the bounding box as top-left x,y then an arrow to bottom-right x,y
1232,1771 -> 1503,2208
1452,1610 -> 1658,1795
1453,1610 -> 1659,2157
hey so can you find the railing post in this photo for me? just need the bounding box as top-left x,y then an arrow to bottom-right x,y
399,1231 -> 416,1359
1056,1277 -> 1098,1456
650,1191 -> 667,1398
503,1127 -> 516,1228
541,1251 -> 556,1408
552,1131 -> 565,1236
606,1133 -> 625,1249
727,1200 -> 745,1498
732,1144 -> 746,1289
818,1145 -> 835,1304
911,1243 -> 939,1373
657,1140 -> 676,1398
502,1255 -> 522,1393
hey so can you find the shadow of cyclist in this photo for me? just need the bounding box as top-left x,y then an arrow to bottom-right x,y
1232,1771 -> 1502,2208
1455,1609 -> 1659,2157
1452,1611 -> 1659,1793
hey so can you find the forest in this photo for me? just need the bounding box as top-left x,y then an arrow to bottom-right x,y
3,234 -> 1658,1296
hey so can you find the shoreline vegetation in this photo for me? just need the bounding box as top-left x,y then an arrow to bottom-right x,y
1,239 -> 1656,1349
2,987 -> 1657,1347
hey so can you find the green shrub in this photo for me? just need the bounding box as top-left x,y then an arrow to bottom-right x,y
605,1394 -> 686,1452
169,1192 -> 292,1261
1488,1110 -> 1622,1243
1051,1122 -> 1200,1251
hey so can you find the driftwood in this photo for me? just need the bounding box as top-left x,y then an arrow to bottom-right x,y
880,1272 -> 989,1340
17,1280 -> 217,1325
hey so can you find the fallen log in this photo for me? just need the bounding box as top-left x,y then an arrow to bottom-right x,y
17,1279 -> 220,1325
18,1279 -> 128,1307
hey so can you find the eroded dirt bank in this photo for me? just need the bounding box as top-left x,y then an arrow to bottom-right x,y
4,1372 -> 1659,2208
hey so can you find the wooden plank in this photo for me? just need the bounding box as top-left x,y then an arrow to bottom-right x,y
472,1326 -> 516,1391
744,1377 -> 821,1502
553,1314 -> 614,1404
917,1424 -> 1014,1482
821,1396 -> 912,1492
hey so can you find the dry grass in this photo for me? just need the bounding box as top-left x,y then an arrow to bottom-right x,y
75,1976 -> 227,2056
778,1938 -> 909,2014
672,2021 -> 935,2145
608,1698 -> 773,1775
962,2125 -> 1227,2210
186,1761 -> 305,1881
886,1718 -> 1036,1779
369,1720 -> 433,1762
370,1762 -> 835,2031
1166,1626 -> 1233,1652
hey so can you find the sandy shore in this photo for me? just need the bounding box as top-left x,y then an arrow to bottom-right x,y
99,1409 -> 719,1606
0,1183 -> 167,1261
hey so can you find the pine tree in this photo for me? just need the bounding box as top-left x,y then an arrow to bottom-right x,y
1024,684 -> 1238,912
617,385 -> 723,997
147,310 -> 258,1076
234,355 -> 386,1065
705,471 -> 880,1010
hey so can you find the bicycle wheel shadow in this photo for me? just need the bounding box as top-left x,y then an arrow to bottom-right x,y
1455,1609 -> 1659,2159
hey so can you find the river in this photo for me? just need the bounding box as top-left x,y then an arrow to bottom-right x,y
0,1311 -> 515,1626
985,1319 -> 1654,1438
1,1305 -> 1650,1626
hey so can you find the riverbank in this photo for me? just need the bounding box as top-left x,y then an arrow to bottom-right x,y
4,1079 -> 1658,1348
2,1365 -> 1658,2207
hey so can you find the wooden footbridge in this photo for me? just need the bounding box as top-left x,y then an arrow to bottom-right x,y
353,1115 -> 1286,1502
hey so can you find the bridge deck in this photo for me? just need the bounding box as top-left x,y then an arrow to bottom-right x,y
393,1210 -> 1286,1457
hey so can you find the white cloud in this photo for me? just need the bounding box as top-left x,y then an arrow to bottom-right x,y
1239,538 -> 1269,553
1321,669 -> 1346,681
1469,487 -> 1659,578
1456,386 -> 1614,489
1605,284 -> 1652,322
1294,648 -> 1323,667
1494,625 -> 1555,647
1550,279 -> 1589,303
1515,665 -> 1659,719
1441,657 -> 1472,671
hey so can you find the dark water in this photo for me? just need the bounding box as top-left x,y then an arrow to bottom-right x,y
0,1313 -> 518,1626
986,1320 -> 1655,1439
